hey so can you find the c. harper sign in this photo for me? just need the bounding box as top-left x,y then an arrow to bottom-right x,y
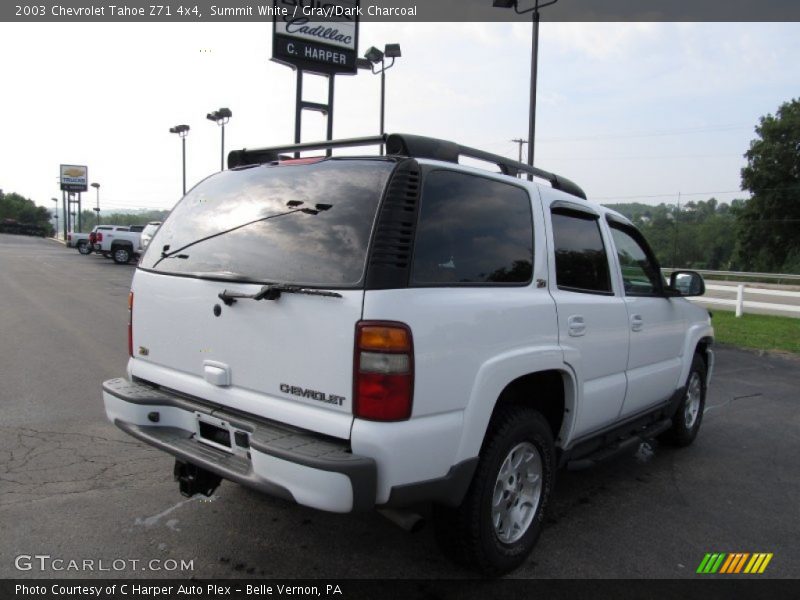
60,165 -> 88,193
272,0 -> 359,75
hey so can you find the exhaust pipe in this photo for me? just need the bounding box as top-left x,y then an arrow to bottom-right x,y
377,508 -> 426,533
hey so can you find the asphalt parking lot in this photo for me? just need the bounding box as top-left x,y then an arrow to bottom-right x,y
0,233 -> 798,580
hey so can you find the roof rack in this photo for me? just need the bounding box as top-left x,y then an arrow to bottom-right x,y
227,133 -> 587,200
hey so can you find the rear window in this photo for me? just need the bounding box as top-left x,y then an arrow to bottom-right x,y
140,159 -> 395,287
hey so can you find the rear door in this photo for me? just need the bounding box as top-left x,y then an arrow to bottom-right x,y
545,201 -> 630,438
130,159 -> 397,439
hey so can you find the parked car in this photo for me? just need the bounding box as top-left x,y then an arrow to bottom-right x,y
140,221 -> 162,250
103,134 -> 713,575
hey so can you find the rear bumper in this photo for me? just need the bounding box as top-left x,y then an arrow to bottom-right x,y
102,378 -> 376,513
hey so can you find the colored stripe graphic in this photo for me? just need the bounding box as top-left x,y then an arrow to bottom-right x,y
734,553 -> 750,573
697,554 -> 713,574
710,553 -> 726,573
700,552 -> 772,574
758,554 -> 773,573
719,554 -> 736,574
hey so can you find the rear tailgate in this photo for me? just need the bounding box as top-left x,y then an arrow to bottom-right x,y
129,271 -> 362,440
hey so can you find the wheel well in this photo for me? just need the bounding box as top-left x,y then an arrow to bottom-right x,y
696,337 -> 713,369
111,242 -> 133,250
490,370 -> 566,441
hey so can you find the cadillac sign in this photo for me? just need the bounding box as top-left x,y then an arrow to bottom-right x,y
60,164 -> 88,193
272,0 -> 359,76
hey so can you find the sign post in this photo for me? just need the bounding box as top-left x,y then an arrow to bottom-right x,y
60,164 -> 88,233
272,0 -> 359,155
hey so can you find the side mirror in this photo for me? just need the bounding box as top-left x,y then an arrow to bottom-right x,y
668,270 -> 705,297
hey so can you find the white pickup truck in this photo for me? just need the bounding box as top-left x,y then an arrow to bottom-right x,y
94,225 -> 144,264
103,134 -> 713,575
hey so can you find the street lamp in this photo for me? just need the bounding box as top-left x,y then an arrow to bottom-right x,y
51,197 -> 59,238
90,182 -> 101,226
493,0 -> 559,179
206,107 -> 232,171
357,43 -> 402,154
169,124 -> 190,196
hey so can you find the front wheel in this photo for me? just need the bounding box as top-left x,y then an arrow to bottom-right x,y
434,407 -> 555,576
77,240 -> 91,255
112,247 -> 132,264
661,353 -> 707,447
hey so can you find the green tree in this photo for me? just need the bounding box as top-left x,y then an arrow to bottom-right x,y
0,191 -> 54,236
736,98 -> 800,273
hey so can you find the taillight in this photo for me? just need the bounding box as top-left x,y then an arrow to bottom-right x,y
67,233 -> 72,241
354,321 -> 414,421
127,291 -> 134,357
96,232 -> 103,242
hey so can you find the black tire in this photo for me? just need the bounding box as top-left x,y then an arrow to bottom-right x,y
660,353 -> 707,447
112,246 -> 132,264
77,240 -> 91,255
434,407 -> 555,576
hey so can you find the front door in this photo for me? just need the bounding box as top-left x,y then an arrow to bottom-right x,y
606,220 -> 685,417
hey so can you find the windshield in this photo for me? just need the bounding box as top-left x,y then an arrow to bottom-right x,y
140,159 -> 395,287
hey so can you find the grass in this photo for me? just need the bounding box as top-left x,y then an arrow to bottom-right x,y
711,310 -> 800,355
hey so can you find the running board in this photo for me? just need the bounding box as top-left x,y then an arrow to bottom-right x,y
566,418 -> 672,471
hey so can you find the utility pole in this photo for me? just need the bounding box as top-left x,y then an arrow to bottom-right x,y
672,192 -> 681,268
511,138 -> 527,162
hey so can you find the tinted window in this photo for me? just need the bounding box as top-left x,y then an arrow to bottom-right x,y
140,159 -> 395,287
551,211 -> 612,293
411,171 -> 533,285
129,225 -> 145,232
609,225 -> 662,295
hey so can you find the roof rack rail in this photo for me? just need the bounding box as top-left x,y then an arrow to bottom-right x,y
228,133 -> 587,200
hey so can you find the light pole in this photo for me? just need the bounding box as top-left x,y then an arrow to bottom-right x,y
90,182 -> 101,226
206,107 -> 232,171
51,197 -> 59,238
357,43 -> 402,154
493,0 -> 558,179
169,124 -> 190,196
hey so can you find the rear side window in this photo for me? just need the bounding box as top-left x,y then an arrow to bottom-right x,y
410,171 -> 533,285
551,210 -> 612,294
140,159 -> 396,287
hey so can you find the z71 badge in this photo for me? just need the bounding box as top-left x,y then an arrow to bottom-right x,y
279,383 -> 345,406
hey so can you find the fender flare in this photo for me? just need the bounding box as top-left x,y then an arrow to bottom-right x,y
455,345 -> 577,463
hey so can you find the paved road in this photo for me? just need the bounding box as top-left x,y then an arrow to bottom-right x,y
1,233 -> 798,580
693,281 -> 800,318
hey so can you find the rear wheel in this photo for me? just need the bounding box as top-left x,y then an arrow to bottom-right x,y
77,240 -> 91,255
661,353 -> 707,447
434,407 -> 555,576
112,246 -> 132,264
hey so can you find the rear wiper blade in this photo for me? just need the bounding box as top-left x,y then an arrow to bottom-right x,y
218,284 -> 343,305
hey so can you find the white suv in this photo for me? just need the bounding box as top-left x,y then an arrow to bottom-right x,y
103,134 -> 713,575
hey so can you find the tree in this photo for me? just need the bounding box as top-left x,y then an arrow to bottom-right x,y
736,98 -> 800,273
0,191 -> 54,236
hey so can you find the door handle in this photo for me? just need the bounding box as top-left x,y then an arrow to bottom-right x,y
630,314 -> 644,332
567,315 -> 586,337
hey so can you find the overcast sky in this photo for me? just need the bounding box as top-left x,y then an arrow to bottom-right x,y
1,21 -> 798,214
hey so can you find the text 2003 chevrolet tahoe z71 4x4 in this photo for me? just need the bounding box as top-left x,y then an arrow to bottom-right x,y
103,134 -> 713,575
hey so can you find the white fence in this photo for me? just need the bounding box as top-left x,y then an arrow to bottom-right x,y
662,269 -> 800,317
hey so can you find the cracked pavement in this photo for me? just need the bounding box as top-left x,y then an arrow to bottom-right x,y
0,234 -> 798,579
